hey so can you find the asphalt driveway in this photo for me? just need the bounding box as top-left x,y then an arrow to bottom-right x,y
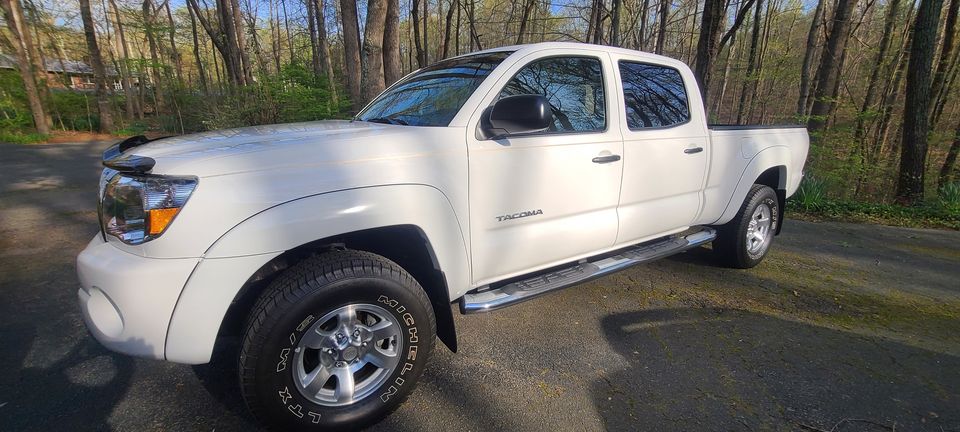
1,141 -> 958,431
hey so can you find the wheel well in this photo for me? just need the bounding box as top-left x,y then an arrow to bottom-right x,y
755,166 -> 787,235
216,224 -> 458,355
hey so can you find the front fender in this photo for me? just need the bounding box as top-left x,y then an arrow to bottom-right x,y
164,184 -> 470,364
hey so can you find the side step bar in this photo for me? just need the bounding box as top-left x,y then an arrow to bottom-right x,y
460,227 -> 716,314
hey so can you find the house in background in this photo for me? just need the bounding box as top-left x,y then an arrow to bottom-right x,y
0,53 -> 135,91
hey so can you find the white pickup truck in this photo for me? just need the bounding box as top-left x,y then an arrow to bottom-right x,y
77,42 -> 808,430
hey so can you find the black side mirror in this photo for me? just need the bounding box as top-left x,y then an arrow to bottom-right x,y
480,94 -> 553,140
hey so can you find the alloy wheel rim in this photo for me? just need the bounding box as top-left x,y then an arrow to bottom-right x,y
745,203 -> 773,256
292,303 -> 402,406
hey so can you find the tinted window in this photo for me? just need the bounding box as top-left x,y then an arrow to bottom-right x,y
498,57 -> 606,133
619,61 -> 690,129
357,52 -> 512,127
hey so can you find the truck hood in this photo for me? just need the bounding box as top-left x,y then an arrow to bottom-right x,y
130,120 -> 432,177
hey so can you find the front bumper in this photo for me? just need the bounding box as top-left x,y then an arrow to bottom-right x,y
76,236 -> 199,360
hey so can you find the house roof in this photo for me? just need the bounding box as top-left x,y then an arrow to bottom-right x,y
0,52 -> 119,75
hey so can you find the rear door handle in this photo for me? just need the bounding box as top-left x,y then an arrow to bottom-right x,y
592,154 -> 621,164
684,147 -> 704,154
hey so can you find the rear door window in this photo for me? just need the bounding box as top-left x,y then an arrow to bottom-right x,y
618,61 -> 690,129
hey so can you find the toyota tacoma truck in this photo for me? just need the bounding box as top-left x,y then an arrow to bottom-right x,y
77,42 -> 808,430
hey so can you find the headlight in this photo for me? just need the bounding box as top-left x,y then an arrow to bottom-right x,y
99,169 -> 198,245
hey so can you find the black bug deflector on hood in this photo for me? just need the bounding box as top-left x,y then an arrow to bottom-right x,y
102,135 -> 165,174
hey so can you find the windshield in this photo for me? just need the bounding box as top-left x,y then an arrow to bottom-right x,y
356,52 -> 513,127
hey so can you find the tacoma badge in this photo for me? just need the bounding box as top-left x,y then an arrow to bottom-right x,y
496,209 -> 543,222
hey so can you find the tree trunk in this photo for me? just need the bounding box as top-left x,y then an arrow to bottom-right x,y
110,0 -> 141,116
468,0 -> 481,50
384,0 -> 402,83
797,0 -> 826,117
638,0 -> 650,50
610,0 -> 622,46
230,0 -> 252,82
939,120 -> 960,189
806,0 -> 858,135
0,0 -> 49,134
362,0 -> 388,104
307,0 -> 322,75
164,0 -> 183,83
929,0 -> 958,127
412,0 -> 425,66
339,0 -> 362,110
316,0 -> 340,102
516,0 -> 536,44
873,23 -> 913,161
21,0 -> 52,128
441,0 -> 455,58
143,0 -> 166,109
188,2 -> 209,93
422,0 -> 429,63
693,0 -> 726,106
655,0 -> 669,54
854,0 -> 900,178
737,0 -> 764,124
189,0 -> 240,85
269,0 -> 281,72
896,0 -> 945,204
79,0 -> 114,132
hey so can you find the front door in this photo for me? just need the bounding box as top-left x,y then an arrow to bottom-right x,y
467,51 -> 624,286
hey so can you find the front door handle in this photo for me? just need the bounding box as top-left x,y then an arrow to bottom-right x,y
592,154 -> 621,164
684,147 -> 704,154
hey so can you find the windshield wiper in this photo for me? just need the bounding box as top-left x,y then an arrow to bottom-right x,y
364,116 -> 409,126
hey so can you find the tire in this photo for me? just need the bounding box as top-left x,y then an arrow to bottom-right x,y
713,184 -> 779,269
239,250 -> 436,431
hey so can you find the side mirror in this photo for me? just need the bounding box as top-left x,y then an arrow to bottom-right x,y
480,94 -> 553,139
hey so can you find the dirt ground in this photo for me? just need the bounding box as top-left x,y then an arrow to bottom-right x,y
1,140 -> 958,431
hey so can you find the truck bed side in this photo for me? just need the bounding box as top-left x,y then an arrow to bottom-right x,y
698,125 -> 810,226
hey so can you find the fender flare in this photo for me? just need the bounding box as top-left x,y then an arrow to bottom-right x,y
712,146 -> 791,226
163,184 -> 470,364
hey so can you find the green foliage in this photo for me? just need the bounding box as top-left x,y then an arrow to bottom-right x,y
791,176 -> 828,209
168,64 -> 350,133
789,182 -> 960,230
936,182 -> 960,215
0,70 -> 35,131
49,90 -> 101,131
0,131 -> 49,144
114,120 -> 150,137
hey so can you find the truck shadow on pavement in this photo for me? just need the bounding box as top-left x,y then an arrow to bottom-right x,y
593,308 -> 960,431
0,322 -> 138,431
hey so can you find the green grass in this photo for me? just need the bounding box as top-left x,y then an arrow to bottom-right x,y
788,198 -> 960,230
788,176 -> 960,230
0,131 -> 49,144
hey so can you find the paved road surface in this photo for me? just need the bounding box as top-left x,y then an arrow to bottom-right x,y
2,141 -> 958,431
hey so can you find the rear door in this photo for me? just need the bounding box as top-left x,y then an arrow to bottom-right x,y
610,55 -> 709,245
466,49 -> 624,286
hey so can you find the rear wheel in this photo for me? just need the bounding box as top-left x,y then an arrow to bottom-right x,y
713,184 -> 779,269
239,250 -> 436,431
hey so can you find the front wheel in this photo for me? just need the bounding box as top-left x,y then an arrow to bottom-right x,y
713,184 -> 779,269
239,250 -> 436,431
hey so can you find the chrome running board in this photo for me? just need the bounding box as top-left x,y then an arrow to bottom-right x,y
460,227 -> 716,314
